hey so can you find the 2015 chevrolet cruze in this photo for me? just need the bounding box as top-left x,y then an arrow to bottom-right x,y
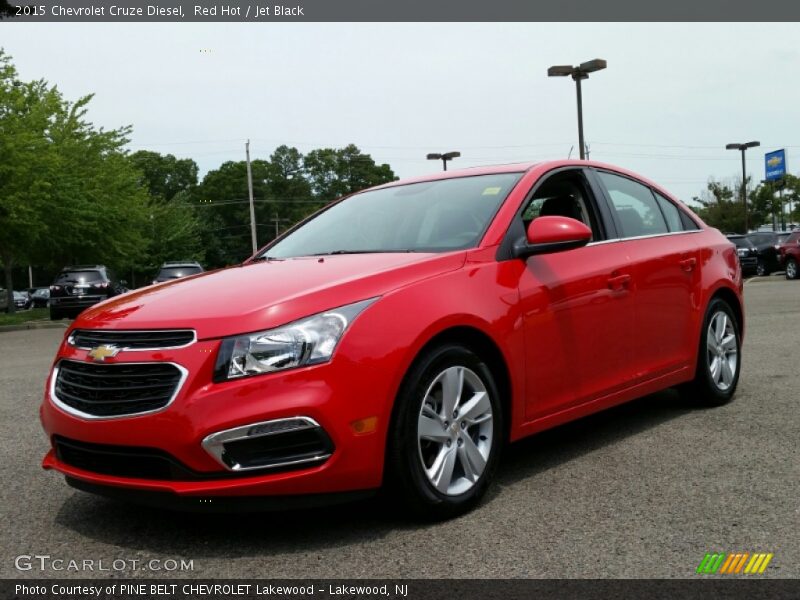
41,160 -> 744,518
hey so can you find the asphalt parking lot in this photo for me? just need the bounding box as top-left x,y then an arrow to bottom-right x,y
1,277 -> 797,579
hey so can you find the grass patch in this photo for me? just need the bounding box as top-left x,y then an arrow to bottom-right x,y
0,308 -> 50,326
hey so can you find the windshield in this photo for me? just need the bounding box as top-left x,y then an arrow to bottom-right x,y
157,266 -> 202,279
729,237 -> 751,248
54,270 -> 103,284
263,173 -> 522,258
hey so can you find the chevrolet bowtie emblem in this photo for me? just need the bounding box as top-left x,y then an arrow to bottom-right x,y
87,344 -> 120,362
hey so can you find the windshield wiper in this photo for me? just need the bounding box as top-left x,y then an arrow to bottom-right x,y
250,255 -> 285,262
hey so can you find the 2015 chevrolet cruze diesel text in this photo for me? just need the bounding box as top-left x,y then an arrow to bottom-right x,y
40,161 -> 744,518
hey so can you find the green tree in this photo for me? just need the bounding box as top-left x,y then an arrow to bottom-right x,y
694,179 -> 747,234
303,144 -> 396,203
130,150 -> 198,202
0,49 -> 150,309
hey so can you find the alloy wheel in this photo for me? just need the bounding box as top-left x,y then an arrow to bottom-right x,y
787,260 -> 797,280
417,366 -> 493,496
706,311 -> 738,391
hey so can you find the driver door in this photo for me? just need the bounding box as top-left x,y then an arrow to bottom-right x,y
516,169 -> 638,420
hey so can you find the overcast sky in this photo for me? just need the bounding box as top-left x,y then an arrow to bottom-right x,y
2,23 -> 799,203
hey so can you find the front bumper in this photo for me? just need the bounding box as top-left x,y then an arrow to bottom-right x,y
50,295 -> 105,311
40,337 -> 392,499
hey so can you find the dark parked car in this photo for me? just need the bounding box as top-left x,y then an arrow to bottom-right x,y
727,235 -> 758,275
49,265 -> 127,320
13,291 -> 32,310
152,261 -> 204,284
778,230 -> 800,280
29,287 -> 50,308
746,232 -> 791,276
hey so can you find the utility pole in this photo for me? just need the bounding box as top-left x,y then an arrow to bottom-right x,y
245,140 -> 258,255
271,214 -> 289,239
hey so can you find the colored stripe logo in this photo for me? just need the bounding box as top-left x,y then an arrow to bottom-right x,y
696,552 -> 773,574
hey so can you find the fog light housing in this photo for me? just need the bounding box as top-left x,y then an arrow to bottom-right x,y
202,417 -> 333,472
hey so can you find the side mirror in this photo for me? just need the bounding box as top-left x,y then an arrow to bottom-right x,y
512,216 -> 592,259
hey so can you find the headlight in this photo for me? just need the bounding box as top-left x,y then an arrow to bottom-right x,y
213,298 -> 377,381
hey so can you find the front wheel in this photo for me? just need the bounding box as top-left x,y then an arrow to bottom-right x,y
680,298 -> 741,406
756,259 -> 768,276
785,258 -> 798,280
387,344 -> 503,520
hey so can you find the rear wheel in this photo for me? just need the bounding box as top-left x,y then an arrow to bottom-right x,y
49,308 -> 63,321
387,344 -> 503,519
756,259 -> 768,276
786,258 -> 798,280
680,298 -> 741,406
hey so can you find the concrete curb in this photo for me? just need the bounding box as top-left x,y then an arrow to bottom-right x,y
0,321 -> 69,333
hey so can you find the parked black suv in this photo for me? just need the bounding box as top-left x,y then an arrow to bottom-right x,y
152,261 -> 204,284
727,235 -> 758,275
746,232 -> 791,276
49,265 -> 127,320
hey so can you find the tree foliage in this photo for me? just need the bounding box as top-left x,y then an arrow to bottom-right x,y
694,175 -> 800,233
192,143 -> 396,265
0,49 -> 151,309
0,50 -> 399,296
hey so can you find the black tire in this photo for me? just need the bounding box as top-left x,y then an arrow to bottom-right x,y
756,259 -> 768,276
386,343 -> 504,520
49,309 -> 63,321
785,258 -> 798,280
679,298 -> 741,407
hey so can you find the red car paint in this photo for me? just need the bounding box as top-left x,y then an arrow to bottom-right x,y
40,160 -> 743,501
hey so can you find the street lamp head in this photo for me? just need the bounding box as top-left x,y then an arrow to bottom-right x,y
726,141 -> 761,150
547,65 -> 574,77
426,153 -> 442,160
579,59 -> 607,73
441,151 -> 461,160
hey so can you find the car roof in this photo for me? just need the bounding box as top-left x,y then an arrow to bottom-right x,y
161,261 -> 202,267
369,159 -> 677,197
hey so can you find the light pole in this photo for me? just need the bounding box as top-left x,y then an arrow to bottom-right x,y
427,151 -> 461,171
548,59 -> 607,160
726,141 -> 760,233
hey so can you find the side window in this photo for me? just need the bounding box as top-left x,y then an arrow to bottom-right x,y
654,192 -> 684,232
597,171 -> 668,238
521,171 -> 602,241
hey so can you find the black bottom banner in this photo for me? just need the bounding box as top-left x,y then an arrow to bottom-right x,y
4,579 -> 800,600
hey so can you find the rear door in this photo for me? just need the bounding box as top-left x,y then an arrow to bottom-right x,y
592,170 -> 702,381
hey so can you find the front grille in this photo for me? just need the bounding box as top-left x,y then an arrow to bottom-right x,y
70,329 -> 195,350
54,360 -> 183,418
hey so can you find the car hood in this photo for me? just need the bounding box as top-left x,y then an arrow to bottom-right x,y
74,252 -> 466,339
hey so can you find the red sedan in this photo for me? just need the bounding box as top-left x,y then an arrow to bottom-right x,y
40,160 -> 744,518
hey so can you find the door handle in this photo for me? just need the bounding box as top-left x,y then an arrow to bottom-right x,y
679,257 -> 697,272
607,273 -> 631,291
